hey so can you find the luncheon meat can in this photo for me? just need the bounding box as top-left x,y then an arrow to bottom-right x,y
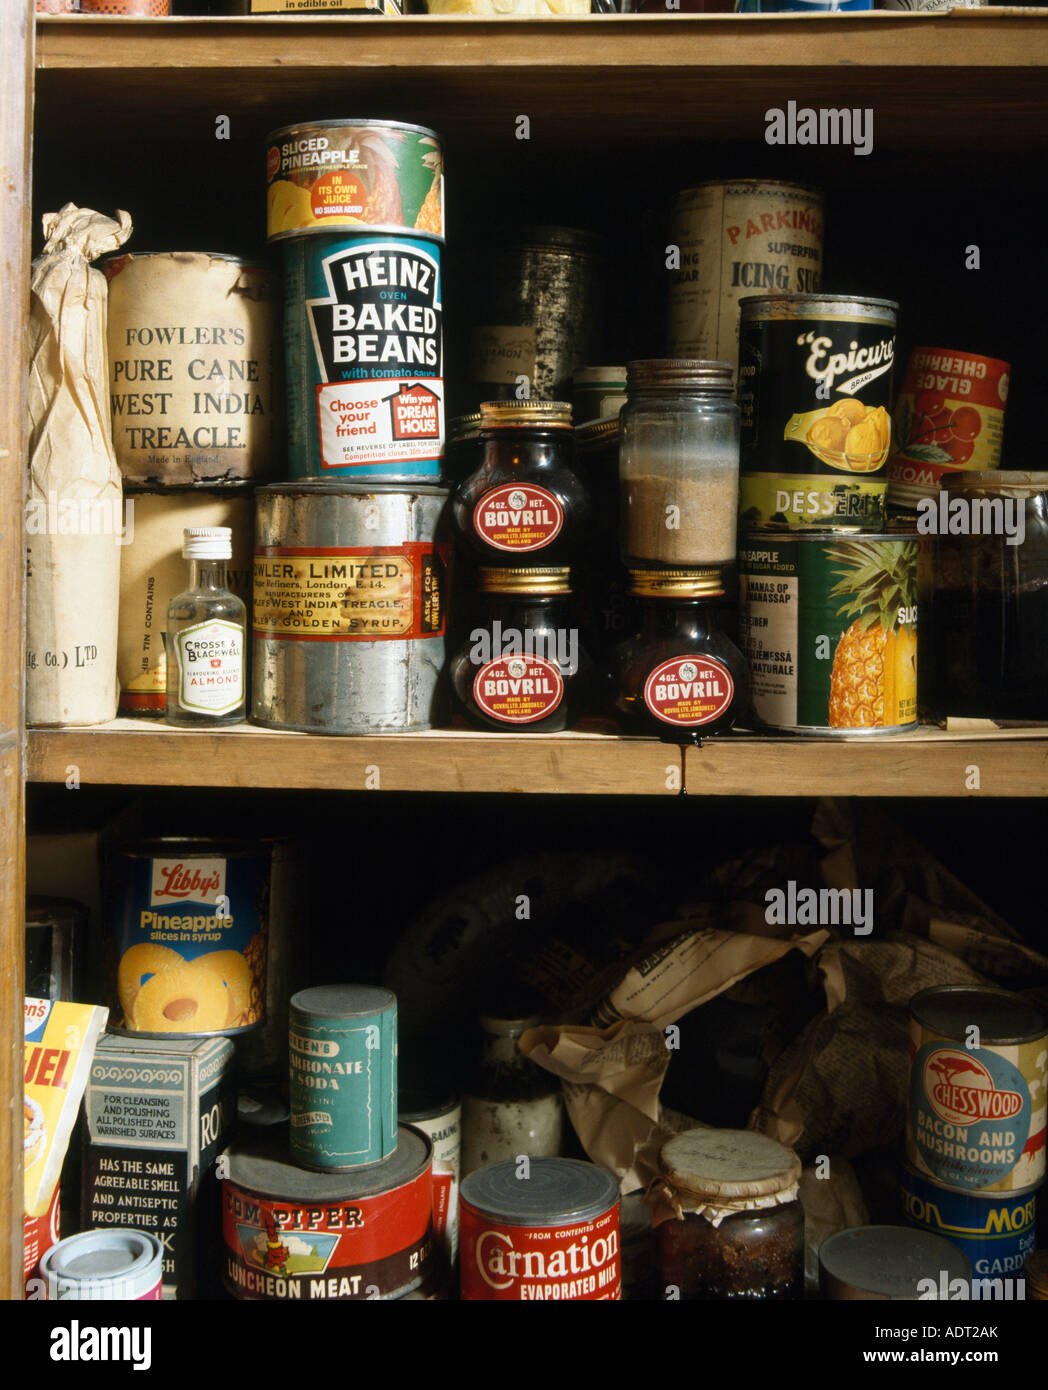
907,986 -> 1048,1195
289,985 -> 398,1172
252,481 -> 449,733
899,1163 -> 1037,1279
738,294 -> 897,532
40,1230 -> 163,1301
282,233 -> 443,479
266,120 -> 443,243
460,1157 -> 621,1301
221,1127 -> 434,1301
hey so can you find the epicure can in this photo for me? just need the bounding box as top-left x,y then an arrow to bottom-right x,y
40,1230 -> 163,1300
738,293 -> 897,532
666,181 -> 824,374
103,253 -> 278,488
738,531 -> 917,733
460,1157 -> 621,1301
221,1127 -> 434,1301
400,1089 -> 461,1266
282,233 -> 443,479
105,839 -> 270,1037
289,985 -> 397,1172
900,1163 -> 1037,1279
886,347 -> 1010,508
907,986 -> 1048,1195
266,121 -> 443,243
252,481 -> 449,734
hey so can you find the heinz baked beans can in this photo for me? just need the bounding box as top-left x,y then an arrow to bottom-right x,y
738,293 -> 897,533
899,1163 -> 1037,1281
460,1157 -> 621,1300
289,985 -> 397,1172
220,1127 -> 434,1300
40,1230 -> 163,1300
105,839 -> 270,1038
907,986 -> 1048,1195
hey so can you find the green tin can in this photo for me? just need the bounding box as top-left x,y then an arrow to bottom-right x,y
289,984 -> 397,1171
738,530 -> 918,734
738,293 -> 897,533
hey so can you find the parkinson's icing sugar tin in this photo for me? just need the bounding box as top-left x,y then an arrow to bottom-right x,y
907,986 -> 1047,1195
221,1126 -> 434,1301
460,1157 -> 621,1301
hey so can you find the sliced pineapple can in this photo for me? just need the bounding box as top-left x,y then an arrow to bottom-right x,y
738,530 -> 918,733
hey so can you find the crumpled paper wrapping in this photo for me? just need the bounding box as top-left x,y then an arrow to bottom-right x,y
26,204 -> 132,726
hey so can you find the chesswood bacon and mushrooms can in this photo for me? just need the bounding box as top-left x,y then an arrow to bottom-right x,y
266,120 -> 444,243
907,986 -> 1048,1195
251,480 -> 450,734
460,1157 -> 621,1301
220,1127 -> 434,1301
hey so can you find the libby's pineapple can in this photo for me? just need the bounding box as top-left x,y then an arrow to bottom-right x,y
738,530 -> 918,734
738,294 -> 898,533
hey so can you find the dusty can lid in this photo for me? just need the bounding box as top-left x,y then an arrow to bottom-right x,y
399,1088 -> 459,1123
290,984 -> 397,1020
40,1230 -> 163,1300
255,479 -> 450,502
658,1128 -> 801,1203
943,470 -> 1048,497
461,1157 -> 619,1227
575,417 -> 619,453
738,293 -> 898,323
1024,1250 -> 1048,1298
223,1125 -> 431,1201
819,1225 -> 970,1300
910,985 -> 1047,1046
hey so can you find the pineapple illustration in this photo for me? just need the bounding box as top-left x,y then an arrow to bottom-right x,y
826,541 -> 917,728
414,144 -> 444,236
352,129 -> 405,227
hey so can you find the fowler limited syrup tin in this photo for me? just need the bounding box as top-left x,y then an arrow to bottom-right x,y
460,1157 -> 621,1301
907,986 -> 1047,1195
899,1163 -> 1037,1280
738,293 -> 897,532
221,1127 -> 434,1301
289,985 -> 397,1172
40,1230 -> 163,1301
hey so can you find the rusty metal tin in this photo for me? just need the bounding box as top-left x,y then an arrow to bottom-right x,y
252,480 -> 450,734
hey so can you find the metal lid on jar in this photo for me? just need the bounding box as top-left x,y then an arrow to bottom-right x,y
447,412 -> 483,444
910,985 -> 1046,1046
819,1225 -> 970,1300
1024,1250 -> 1048,1299
628,568 -> 725,600
223,1126 -> 431,1202
461,1157 -> 619,1227
575,417 -> 619,454
478,400 -> 572,430
477,1011 -> 543,1038
626,359 -> 734,393
290,984 -> 397,1020
40,1229 -> 163,1300
943,470 -> 1048,497
658,1128 -> 802,1203
399,1087 -> 460,1123
477,567 -> 571,596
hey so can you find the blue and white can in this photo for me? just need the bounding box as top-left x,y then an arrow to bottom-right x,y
900,1164 -> 1038,1280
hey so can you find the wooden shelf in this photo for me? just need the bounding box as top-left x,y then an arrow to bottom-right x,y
33,12 -> 1048,152
25,720 -> 1048,796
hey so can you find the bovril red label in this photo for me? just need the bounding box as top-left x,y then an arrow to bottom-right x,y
460,1203 -> 621,1301
643,654 -> 734,727
473,654 -> 564,723
473,484 -> 564,552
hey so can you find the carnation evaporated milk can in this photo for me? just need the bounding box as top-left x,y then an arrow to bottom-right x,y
907,986 -> 1047,1195
738,294 -> 897,532
666,181 -> 824,374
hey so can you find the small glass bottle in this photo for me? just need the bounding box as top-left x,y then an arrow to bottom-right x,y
165,526 -> 246,727
607,568 -> 749,742
619,359 -> 739,570
448,567 -> 591,732
452,401 -> 591,567
460,1012 -> 564,1178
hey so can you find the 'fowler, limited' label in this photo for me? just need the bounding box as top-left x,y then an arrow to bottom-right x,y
472,484 -> 563,552
473,654 -> 564,724
643,655 -> 734,727
174,619 -> 243,714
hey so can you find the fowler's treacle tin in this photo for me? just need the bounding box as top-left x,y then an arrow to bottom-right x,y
266,121 -> 443,243
289,985 -> 397,1172
252,480 -> 449,734
221,1127 -> 434,1300
460,1157 -> 621,1301
899,1163 -> 1037,1279
400,1089 -> 461,1266
40,1230 -> 163,1300
666,181 -> 824,374
738,531 -> 918,734
738,293 -> 897,532
907,986 -> 1047,1195
105,839 -> 270,1037
283,233 -> 443,479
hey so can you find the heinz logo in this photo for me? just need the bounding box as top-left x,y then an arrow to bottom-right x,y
150,857 -> 225,906
924,1048 -> 1024,1126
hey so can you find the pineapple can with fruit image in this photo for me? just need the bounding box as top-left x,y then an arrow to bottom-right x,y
738,293 -> 897,533
738,531 -> 918,733
266,120 -> 443,243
